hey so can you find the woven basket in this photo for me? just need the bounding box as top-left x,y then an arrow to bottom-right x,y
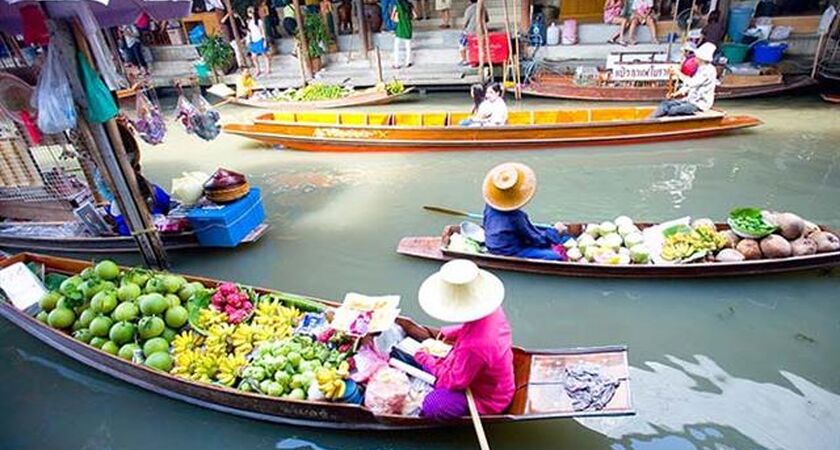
206,181 -> 250,204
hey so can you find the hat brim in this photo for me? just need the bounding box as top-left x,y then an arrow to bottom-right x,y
418,269 -> 504,323
482,163 -> 537,212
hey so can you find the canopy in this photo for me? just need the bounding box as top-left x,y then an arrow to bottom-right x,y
0,0 -> 193,35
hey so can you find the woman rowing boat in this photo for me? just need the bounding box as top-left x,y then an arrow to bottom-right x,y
481,163 -> 571,261
415,259 -> 514,419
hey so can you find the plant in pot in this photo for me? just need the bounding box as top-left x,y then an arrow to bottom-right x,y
198,34 -> 235,81
302,13 -> 329,72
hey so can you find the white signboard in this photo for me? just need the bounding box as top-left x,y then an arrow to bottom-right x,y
610,62 -> 678,82
0,262 -> 47,310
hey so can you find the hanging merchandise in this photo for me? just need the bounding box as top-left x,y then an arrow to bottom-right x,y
175,89 -> 221,141
33,44 -> 78,134
132,91 -> 166,145
20,5 -> 50,46
76,3 -> 127,90
78,52 -> 118,124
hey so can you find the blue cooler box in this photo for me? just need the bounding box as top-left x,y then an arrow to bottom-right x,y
186,188 -> 265,247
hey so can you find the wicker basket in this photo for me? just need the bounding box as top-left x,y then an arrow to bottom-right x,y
205,181 -> 250,204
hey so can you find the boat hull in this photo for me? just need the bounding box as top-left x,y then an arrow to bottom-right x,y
522,74 -> 816,102
397,224 -> 840,278
0,253 -> 634,429
224,108 -> 761,152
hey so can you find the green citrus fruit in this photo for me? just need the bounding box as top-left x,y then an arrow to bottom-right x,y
144,352 -> 173,372
73,328 -> 93,343
47,308 -> 75,329
164,306 -> 188,329
101,341 -> 119,355
138,316 -> 165,340
36,310 -> 49,324
89,316 -> 113,337
78,309 -> 97,328
109,321 -> 136,345
139,293 -> 168,316
94,260 -> 120,281
90,337 -> 108,349
117,283 -> 141,303
118,343 -> 141,360
38,291 -> 62,312
161,327 -> 178,343
142,337 -> 169,357
112,302 -> 139,322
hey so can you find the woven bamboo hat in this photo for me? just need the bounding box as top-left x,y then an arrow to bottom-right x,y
482,162 -> 537,211
0,73 -> 35,124
418,259 -> 504,323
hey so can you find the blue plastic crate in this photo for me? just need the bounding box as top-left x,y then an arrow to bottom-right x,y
186,188 -> 265,247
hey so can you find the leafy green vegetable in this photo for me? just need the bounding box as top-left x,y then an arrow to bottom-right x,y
187,289 -> 211,330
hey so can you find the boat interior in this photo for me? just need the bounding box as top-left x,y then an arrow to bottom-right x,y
255,108 -> 723,128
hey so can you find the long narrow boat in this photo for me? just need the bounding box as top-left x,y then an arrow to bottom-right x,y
231,88 -> 415,110
821,93 -> 840,104
522,72 -> 816,102
397,224 -> 840,278
223,106 -> 761,152
0,222 -> 268,254
0,253 -> 634,429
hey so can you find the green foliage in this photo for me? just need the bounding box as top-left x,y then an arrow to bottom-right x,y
302,13 -> 328,58
198,34 -> 234,79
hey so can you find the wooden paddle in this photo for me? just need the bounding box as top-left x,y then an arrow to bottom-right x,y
466,389 -> 491,450
422,205 -> 552,228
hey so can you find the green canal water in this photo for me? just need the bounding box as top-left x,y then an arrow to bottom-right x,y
2,94 -> 839,450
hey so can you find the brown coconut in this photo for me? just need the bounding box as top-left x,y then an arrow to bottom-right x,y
802,220 -> 821,237
760,235 -> 793,259
720,230 -> 741,249
811,231 -> 840,253
716,249 -> 745,262
791,237 -> 818,256
776,213 -> 805,240
736,239 -> 762,260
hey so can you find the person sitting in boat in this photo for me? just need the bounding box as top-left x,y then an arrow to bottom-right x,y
415,259 -> 514,420
236,67 -> 257,98
652,42 -> 717,118
481,162 -> 571,261
459,84 -> 486,126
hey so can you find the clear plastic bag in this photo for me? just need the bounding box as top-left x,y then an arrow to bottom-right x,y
133,92 -> 166,145
34,44 -> 77,134
363,367 -> 410,415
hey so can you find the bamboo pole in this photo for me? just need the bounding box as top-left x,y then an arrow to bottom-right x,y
294,0 -> 314,79
667,0 -> 679,61
466,389 -> 491,450
512,0 -> 522,94
375,47 -> 384,83
222,0 -> 247,67
502,0 -> 513,83
476,0 -> 486,82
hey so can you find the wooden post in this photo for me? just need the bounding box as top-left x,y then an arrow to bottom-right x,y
354,0 -> 371,58
667,0 -> 679,61
512,0 -> 522,93
466,389 -> 491,450
296,41 -> 309,86
294,0 -> 314,79
222,0 -> 247,67
520,0 -> 530,32
476,0 -> 486,82
65,19 -> 169,269
375,47 -> 384,83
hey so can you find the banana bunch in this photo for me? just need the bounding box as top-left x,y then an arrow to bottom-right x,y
316,361 -> 350,400
661,226 -> 728,261
197,308 -> 228,330
385,79 -> 405,95
251,299 -> 300,345
217,354 -> 248,387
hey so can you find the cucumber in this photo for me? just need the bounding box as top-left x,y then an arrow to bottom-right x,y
274,293 -> 326,313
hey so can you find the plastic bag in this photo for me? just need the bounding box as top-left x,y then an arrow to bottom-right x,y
363,367 -> 410,415
34,44 -> 77,134
373,324 -> 406,358
78,51 -> 118,124
171,171 -> 209,206
175,92 -> 220,141
133,92 -> 166,145
350,345 -> 389,384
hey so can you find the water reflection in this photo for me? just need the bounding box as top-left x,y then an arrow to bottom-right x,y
579,355 -> 840,450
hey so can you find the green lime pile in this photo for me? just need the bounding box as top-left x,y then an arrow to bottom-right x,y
238,335 -> 347,399
36,260 -> 206,373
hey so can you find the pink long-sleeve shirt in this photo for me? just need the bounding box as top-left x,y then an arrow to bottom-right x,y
415,307 -> 515,414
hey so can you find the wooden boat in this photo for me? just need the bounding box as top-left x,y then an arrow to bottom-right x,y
0,253 -> 633,429
821,93 -> 840,104
397,224 -> 840,278
223,106 -> 761,152
0,222 -> 268,254
522,72 -> 817,102
231,88 -> 415,110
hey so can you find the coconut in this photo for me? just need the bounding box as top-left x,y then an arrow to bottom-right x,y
578,234 -> 596,249
736,239 -> 762,260
720,230 -> 741,249
599,221 -> 617,234
600,233 -> 624,250
691,218 -> 715,230
715,248 -> 745,262
617,223 -> 640,237
802,220 -> 821,237
630,244 -> 651,264
776,212 -> 805,240
584,223 -> 601,238
790,237 -> 818,256
566,247 -> 583,261
810,231 -> 840,253
614,216 -> 634,229
623,232 -> 645,248
759,235 -> 793,259
562,238 -> 578,249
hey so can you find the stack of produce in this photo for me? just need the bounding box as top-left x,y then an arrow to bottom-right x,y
37,260 -> 196,372
717,209 -> 839,262
384,79 -> 406,95
203,168 -> 249,203
273,83 -> 352,102
565,216 -> 651,265
660,219 -> 729,263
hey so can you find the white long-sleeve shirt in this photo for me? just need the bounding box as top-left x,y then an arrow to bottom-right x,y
676,64 -> 717,111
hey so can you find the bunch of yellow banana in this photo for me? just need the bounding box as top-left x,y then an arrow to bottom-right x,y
197,308 -> 228,330
661,226 -> 728,261
251,300 -> 301,344
217,354 -> 248,387
317,367 -> 346,400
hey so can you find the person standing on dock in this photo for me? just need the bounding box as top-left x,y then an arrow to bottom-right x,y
391,0 -> 417,68
246,6 -> 272,76
458,0 -> 489,66
481,163 -> 571,261
652,42 -> 717,118
415,259 -> 515,420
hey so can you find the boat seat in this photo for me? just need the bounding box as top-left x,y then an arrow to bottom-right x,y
508,111 -> 532,126
423,113 -> 447,127
449,112 -> 470,126
368,113 -> 392,126
394,113 -> 422,127
297,112 -> 339,124
272,112 -> 296,122
339,113 -> 368,125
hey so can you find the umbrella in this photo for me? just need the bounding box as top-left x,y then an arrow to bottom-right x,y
0,0 -> 192,35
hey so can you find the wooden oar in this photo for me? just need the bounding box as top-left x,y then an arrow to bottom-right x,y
466,389 -> 491,450
422,205 -> 552,228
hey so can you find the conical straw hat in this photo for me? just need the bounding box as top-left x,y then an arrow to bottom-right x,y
418,259 -> 504,323
482,162 -> 537,211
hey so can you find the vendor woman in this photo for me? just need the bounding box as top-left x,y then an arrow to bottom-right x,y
416,259 -> 514,420
482,162 -> 570,260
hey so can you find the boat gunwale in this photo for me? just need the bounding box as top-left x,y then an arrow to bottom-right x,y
0,252 -> 634,429
232,88 -> 415,110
